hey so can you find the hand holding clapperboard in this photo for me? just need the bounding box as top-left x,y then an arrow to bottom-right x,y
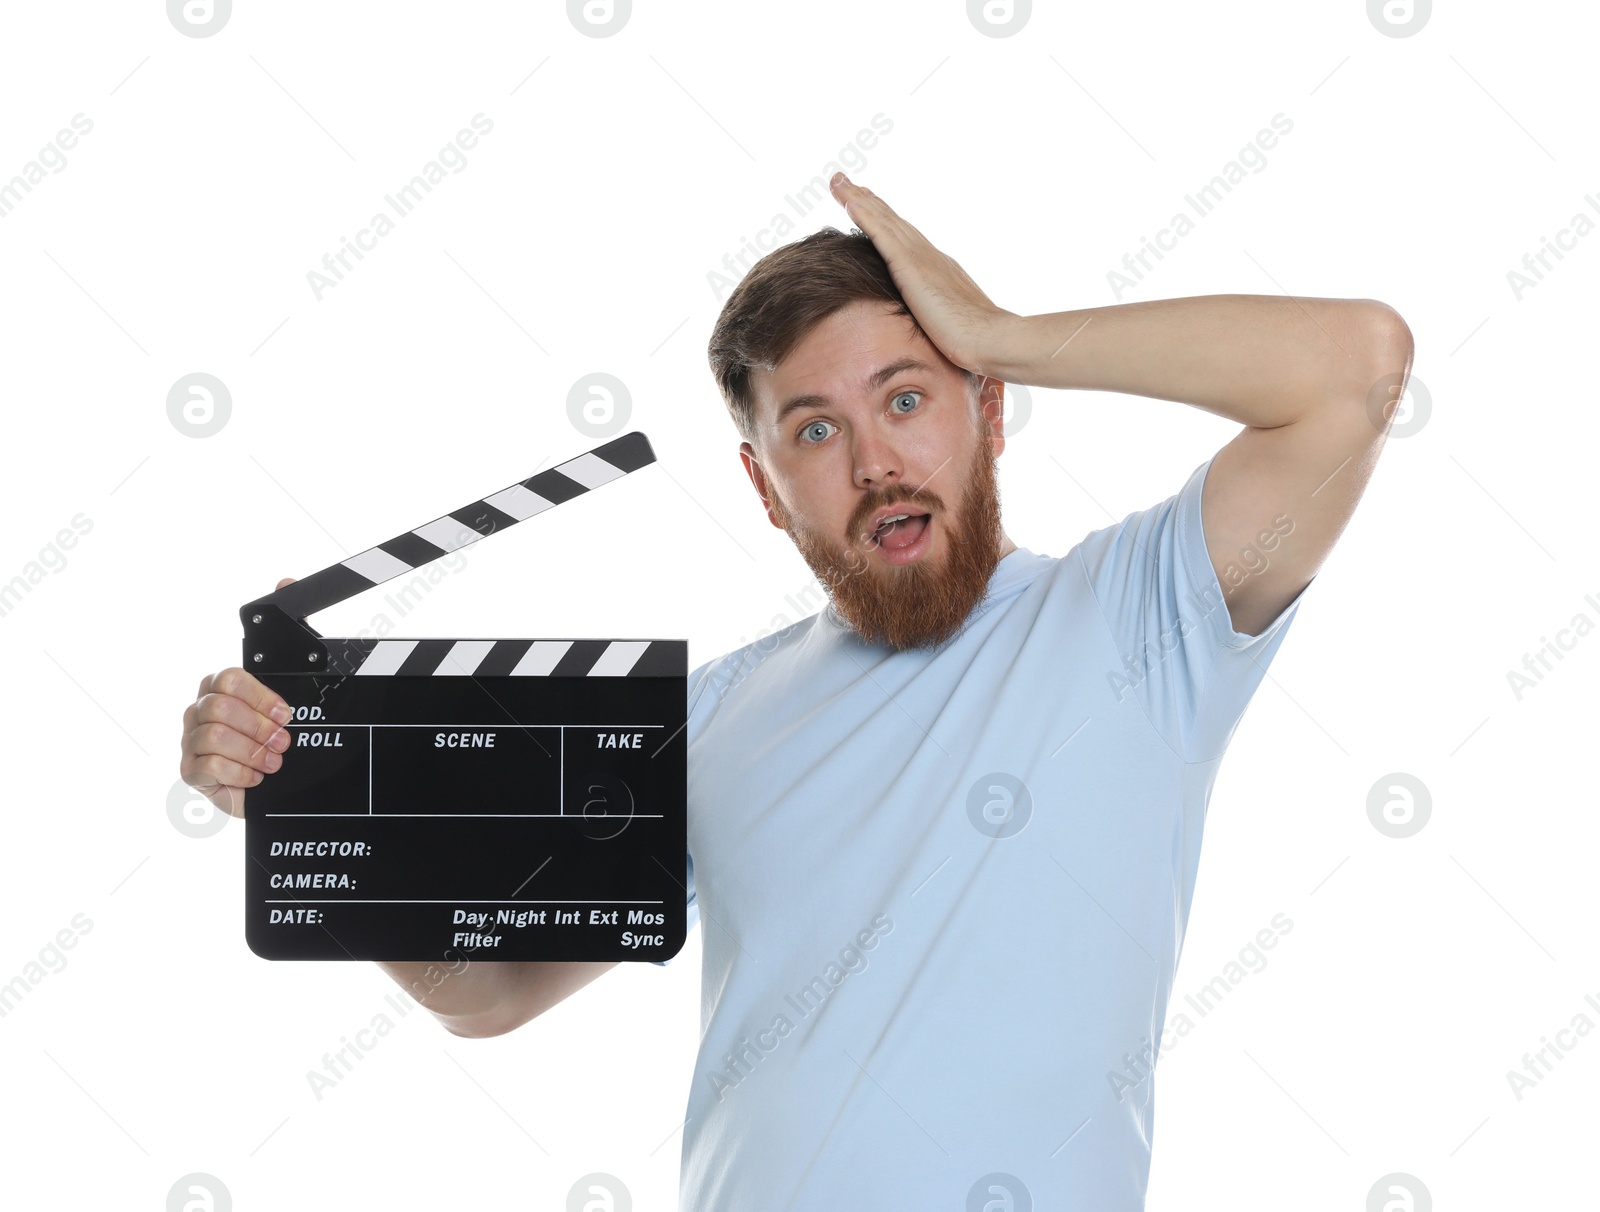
233,431 -> 689,963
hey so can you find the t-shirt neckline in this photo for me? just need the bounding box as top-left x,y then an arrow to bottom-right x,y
822,545 -> 1045,634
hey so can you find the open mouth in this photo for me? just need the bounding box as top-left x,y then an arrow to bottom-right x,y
870,510 -> 931,552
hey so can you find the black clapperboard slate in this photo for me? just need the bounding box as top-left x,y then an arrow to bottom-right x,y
240,431 -> 688,963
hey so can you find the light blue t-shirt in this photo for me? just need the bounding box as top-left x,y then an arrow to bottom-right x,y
654,455 -> 1311,1210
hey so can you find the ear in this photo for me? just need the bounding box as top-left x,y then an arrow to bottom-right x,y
739,442 -> 785,530
976,377 -> 1008,457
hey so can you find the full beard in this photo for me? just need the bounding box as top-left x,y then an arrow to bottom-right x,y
769,423 -> 1006,653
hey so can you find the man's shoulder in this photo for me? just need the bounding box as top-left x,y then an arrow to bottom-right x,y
688,610 -> 826,709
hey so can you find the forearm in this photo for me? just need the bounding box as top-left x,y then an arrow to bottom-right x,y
375,957 -> 522,1033
979,293 -> 1403,428
375,957 -> 618,1037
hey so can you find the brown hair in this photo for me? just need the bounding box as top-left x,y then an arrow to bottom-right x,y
708,226 -> 983,446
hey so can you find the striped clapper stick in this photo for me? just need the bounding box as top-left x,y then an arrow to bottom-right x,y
238,431 -> 689,964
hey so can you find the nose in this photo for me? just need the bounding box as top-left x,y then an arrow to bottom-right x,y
852,429 -> 903,492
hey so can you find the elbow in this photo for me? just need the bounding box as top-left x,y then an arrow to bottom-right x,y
1334,300 -> 1414,411
1342,300 -> 1417,439
435,1006 -> 533,1039
1314,300 -> 1415,424
439,1019 -> 511,1040
1359,299 -> 1415,368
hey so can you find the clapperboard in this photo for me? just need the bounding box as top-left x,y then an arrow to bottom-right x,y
240,430 -> 688,964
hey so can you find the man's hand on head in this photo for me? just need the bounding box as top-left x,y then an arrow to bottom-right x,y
828,171 -> 1017,377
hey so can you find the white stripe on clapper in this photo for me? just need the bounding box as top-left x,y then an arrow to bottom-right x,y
412,516 -> 485,553
509,641 -> 573,676
589,641 -> 649,676
435,640 -> 495,676
343,546 -> 413,583
483,484 -> 555,521
554,452 -> 625,490
355,639 -> 419,676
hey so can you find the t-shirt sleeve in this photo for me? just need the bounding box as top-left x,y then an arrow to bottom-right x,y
1074,454 -> 1314,763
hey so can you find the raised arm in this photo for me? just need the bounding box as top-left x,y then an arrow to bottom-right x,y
982,295 -> 1415,636
825,172 -> 1415,638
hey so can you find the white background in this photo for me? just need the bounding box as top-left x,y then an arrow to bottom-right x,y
1,1 -> 1594,1208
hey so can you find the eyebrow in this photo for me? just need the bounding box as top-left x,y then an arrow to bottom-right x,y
772,357 -> 939,428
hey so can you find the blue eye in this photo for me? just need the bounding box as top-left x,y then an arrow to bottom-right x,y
797,391 -> 923,445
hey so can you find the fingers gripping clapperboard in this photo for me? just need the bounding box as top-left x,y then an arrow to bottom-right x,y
240,431 -> 689,964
